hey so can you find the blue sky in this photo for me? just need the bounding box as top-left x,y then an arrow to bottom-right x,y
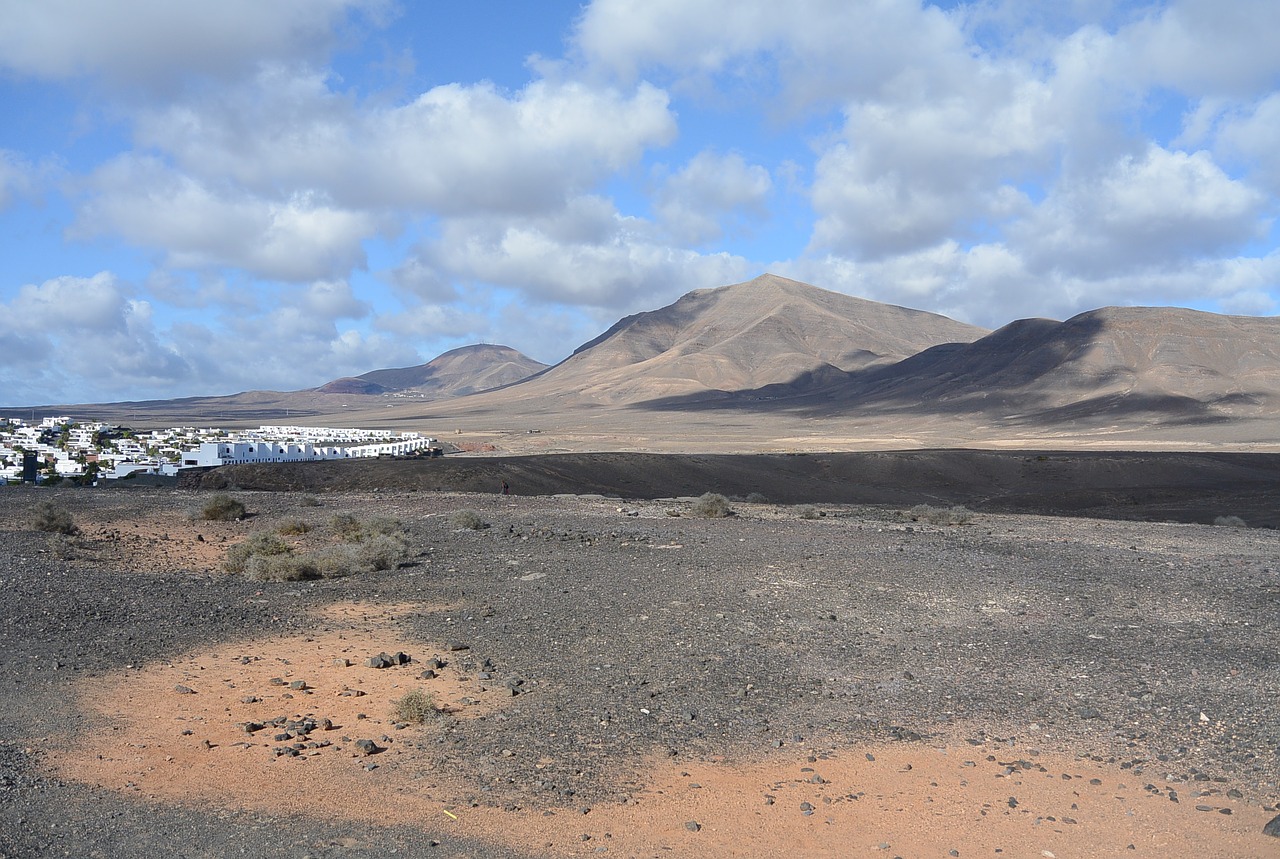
1,0 -> 1277,405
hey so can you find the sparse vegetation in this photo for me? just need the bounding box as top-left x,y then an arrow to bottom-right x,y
298,495 -> 323,508
223,531 -> 292,573
390,688 -> 438,724
796,505 -> 825,520
451,509 -> 489,530
690,492 -> 733,518
31,499 -> 77,535
905,504 -> 974,526
744,492 -> 768,504
1213,515 -> 1247,528
46,532 -> 78,559
199,493 -> 246,521
276,518 -> 311,536
245,553 -> 319,582
226,514 -> 411,579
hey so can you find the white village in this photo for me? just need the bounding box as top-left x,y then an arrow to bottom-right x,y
0,416 -> 437,484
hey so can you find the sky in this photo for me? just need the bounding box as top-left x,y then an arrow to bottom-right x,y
1,0 -> 1277,406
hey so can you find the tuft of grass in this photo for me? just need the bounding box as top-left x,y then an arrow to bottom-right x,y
451,509 -> 489,530
744,492 -> 769,504
223,531 -> 292,573
391,688 -> 438,724
200,493 -> 246,522
245,553 -> 319,582
276,518 -> 311,536
1213,515 -> 1247,528
905,504 -> 973,526
46,532 -> 78,559
796,505 -> 825,520
690,492 -> 733,518
31,499 -> 77,535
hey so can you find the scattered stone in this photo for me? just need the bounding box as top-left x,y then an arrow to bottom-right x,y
1263,813 -> 1280,837
446,642 -> 470,652
173,684 -> 196,695
238,721 -> 264,733
288,680 -> 307,690
332,658 -> 351,668
684,821 -> 700,832
419,669 -> 438,680
354,739 -> 379,756
239,695 -> 261,704
268,677 -> 285,686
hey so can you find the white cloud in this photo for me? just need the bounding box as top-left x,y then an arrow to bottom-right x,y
1214,93 -> 1280,194
653,150 -> 772,244
1116,0 -> 1280,98
1016,145 -> 1268,277
0,272 -> 192,402
75,156 -> 380,281
136,70 -> 677,215
410,197 -> 752,312
0,0 -> 386,89
573,0 -> 966,110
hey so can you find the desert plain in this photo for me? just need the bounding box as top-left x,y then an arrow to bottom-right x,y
2,453 -> 1279,859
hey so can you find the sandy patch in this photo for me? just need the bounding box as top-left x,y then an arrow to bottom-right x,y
53,603 -> 1277,858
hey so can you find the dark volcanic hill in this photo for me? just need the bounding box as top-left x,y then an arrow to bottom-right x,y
315,344 -> 547,398
465,273 -> 989,407
837,306 -> 1280,423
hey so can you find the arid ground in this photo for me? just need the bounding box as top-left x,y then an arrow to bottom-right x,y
2,454 -> 1279,858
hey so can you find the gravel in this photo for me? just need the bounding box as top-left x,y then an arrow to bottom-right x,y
1,483 -> 1278,856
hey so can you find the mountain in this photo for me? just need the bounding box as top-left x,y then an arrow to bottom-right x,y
840,306 -> 1280,423
315,344 -> 547,398
481,273 -> 989,406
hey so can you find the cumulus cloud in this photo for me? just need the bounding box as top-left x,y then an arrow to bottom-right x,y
407,196 -> 752,312
573,0 -> 966,110
135,69 -> 676,215
653,150 -> 772,244
75,156 -> 380,281
0,0 -> 387,90
0,272 -> 191,403
1015,146 -> 1268,277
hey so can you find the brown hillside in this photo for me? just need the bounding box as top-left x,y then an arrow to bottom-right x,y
458,273 -> 988,407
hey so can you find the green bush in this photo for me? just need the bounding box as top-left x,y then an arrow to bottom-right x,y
200,493 -> 246,522
31,500 -> 77,535
690,492 -> 733,518
224,531 -> 292,573
451,509 -> 489,530
391,688 -> 438,724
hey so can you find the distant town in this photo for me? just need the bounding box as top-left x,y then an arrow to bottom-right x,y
0,416 -> 437,485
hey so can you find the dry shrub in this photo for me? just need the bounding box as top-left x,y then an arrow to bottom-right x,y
276,518 -> 311,536
31,499 -> 77,535
451,509 -> 489,530
245,554 -> 319,582
200,493 -> 246,522
796,505 -> 825,520
224,531 -> 292,573
906,504 -> 973,526
691,492 -> 733,518
391,688 -> 438,723
1213,515 -> 1247,528
744,492 -> 768,504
